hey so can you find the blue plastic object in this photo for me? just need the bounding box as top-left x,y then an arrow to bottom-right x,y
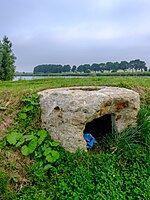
84,133 -> 97,149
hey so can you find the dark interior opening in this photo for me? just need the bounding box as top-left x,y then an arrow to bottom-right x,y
84,114 -> 112,145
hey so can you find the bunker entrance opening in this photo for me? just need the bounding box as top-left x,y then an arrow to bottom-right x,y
83,114 -> 113,150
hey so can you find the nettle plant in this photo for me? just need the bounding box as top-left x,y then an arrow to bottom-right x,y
1,94 -> 60,170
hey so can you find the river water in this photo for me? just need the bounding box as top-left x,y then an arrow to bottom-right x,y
13,75 -> 90,81
13,75 -> 150,81
14,76 -> 49,81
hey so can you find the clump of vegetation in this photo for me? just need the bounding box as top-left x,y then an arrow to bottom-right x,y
100,106 -> 150,159
0,169 -> 14,199
1,94 -> 60,170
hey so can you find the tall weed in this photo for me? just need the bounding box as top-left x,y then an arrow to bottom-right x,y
101,105 -> 149,161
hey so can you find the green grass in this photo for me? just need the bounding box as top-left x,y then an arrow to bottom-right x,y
0,77 -> 150,199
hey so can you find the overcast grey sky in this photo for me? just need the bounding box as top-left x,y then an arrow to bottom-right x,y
0,0 -> 150,72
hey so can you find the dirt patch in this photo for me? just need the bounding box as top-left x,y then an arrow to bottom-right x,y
0,111 -> 17,140
132,86 -> 146,97
132,86 -> 150,104
0,149 -> 33,190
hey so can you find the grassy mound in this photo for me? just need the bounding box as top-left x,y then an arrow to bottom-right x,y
0,77 -> 150,199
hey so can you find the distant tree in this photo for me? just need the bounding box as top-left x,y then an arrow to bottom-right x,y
33,64 -> 63,73
99,63 -> 105,72
105,62 -> 114,72
62,65 -> 71,72
84,68 -> 91,73
113,62 -> 120,72
129,59 -> 147,72
71,65 -> 77,72
144,66 -> 148,71
55,65 -> 63,73
138,60 -> 147,71
83,64 -> 91,73
77,64 -> 90,73
119,61 -> 129,72
0,36 -> 16,80
91,63 -> 99,72
0,42 -> 2,74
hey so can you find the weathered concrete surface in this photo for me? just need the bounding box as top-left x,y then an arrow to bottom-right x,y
38,86 -> 140,152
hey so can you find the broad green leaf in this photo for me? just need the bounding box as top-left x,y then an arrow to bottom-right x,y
7,132 -> 22,145
46,155 -> 54,163
23,135 -> 34,141
15,137 -> 25,147
51,150 -> 60,160
44,164 -> 52,171
21,145 -> 29,156
14,132 -> 22,140
50,141 -> 60,147
31,93 -> 38,99
46,150 -> 59,163
31,101 -> 39,105
34,150 -> 38,157
35,152 -> 43,158
37,130 -> 48,145
0,140 -> 6,149
7,135 -> 16,145
22,105 -> 34,112
21,97 -> 31,102
41,145 -> 48,152
43,148 -> 52,156
18,113 -> 27,120
28,139 -> 37,154
33,136 -> 38,141
37,130 -> 47,137
38,136 -> 45,146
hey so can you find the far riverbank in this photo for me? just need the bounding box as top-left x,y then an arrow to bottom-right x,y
14,71 -> 150,81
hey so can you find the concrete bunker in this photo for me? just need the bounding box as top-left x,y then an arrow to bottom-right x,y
38,86 -> 140,152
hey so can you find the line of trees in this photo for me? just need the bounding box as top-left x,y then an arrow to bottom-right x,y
33,59 -> 148,74
0,36 -> 16,80
33,64 -> 71,74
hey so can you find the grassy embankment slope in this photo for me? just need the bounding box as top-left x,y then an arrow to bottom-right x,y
0,76 -> 150,199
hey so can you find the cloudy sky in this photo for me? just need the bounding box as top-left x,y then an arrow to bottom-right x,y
0,0 -> 150,72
